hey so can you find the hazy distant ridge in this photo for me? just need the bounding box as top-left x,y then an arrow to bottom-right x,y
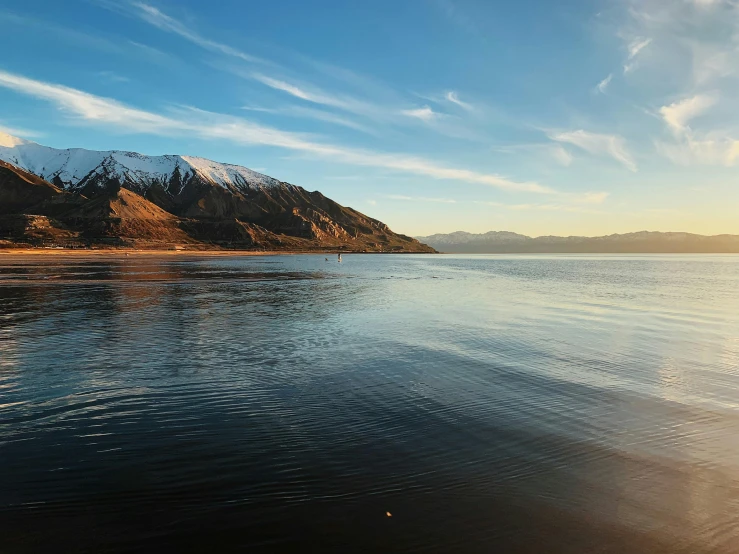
416,231 -> 739,253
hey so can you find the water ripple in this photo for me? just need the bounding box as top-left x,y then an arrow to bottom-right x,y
1,254 -> 739,553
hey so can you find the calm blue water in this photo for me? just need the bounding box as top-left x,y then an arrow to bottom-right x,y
2,254 -> 739,553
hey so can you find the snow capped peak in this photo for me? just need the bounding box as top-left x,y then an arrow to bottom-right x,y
181,156 -> 281,190
0,138 -> 282,194
0,132 -> 31,148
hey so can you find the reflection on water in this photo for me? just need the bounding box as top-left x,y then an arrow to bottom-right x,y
2,254 -> 739,553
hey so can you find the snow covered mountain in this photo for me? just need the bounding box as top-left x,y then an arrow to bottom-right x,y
0,133 -> 435,252
0,132 -> 280,194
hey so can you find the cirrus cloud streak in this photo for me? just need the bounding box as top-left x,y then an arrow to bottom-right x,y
0,69 -> 560,195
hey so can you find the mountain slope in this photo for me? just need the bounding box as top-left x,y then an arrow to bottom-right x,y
417,230 -> 739,253
0,134 -> 433,251
0,159 -> 66,214
0,161 -> 81,243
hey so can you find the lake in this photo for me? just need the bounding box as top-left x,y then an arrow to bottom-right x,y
2,254 -> 739,553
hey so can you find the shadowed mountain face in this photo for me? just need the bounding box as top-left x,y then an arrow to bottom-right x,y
417,231 -> 739,253
0,134 -> 433,251
0,159 -> 66,214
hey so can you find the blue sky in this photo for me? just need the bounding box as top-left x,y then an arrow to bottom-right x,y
0,0 -> 738,236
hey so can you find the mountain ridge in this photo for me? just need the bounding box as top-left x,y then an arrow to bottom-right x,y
417,230 -> 739,253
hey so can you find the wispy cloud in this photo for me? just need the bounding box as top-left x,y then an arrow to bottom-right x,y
241,104 -> 376,135
247,71 -> 487,140
445,91 -> 473,111
617,0 -> 739,85
655,92 -> 739,167
251,74 -> 316,102
656,134 -> 739,166
595,74 -> 613,93
401,105 -> 439,122
0,122 -> 43,139
493,142 -> 573,167
127,2 -> 266,64
103,2 -> 398,122
0,69 -> 554,194
623,37 -> 652,73
105,1 -> 493,144
248,72 -> 390,120
628,37 -> 652,59
659,94 -> 717,134
574,191 -> 610,204
552,145 -> 574,166
549,130 -> 637,171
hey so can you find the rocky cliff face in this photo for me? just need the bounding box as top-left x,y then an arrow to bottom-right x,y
0,135 -> 434,252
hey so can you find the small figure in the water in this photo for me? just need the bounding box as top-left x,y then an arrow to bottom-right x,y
325,257 -> 328,261
338,253 -> 342,262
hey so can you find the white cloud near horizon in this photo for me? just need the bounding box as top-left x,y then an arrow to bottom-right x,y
656,136 -> 739,166
654,93 -> 739,166
549,130 -> 637,171
0,69 -> 566,195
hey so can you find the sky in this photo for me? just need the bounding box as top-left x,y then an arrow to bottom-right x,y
0,0 -> 738,237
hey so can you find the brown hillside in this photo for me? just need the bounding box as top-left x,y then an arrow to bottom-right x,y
63,187 -> 178,221
0,160 -> 64,214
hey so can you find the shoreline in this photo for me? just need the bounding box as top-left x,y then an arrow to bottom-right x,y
0,248 -> 431,259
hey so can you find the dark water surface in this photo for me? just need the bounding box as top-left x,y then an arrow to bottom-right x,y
2,254 -> 739,553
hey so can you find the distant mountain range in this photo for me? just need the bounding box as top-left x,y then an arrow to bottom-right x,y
416,231 -> 739,253
0,132 -> 433,252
